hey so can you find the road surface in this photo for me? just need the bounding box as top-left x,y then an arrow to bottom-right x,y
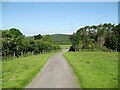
26,49 -> 79,88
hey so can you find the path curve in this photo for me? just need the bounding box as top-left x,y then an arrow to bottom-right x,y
26,49 -> 79,88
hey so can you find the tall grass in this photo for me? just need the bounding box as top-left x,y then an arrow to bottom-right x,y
64,52 -> 118,88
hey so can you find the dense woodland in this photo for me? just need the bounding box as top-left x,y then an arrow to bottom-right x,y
69,23 -> 120,52
1,28 -> 61,60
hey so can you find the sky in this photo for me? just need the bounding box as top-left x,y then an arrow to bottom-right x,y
2,2 -> 118,36
1,0 -> 120,2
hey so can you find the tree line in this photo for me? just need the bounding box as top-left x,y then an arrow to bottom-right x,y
69,23 -> 120,52
2,28 -> 61,60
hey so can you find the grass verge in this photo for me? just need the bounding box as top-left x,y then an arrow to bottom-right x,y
63,52 -> 118,88
2,52 -> 56,88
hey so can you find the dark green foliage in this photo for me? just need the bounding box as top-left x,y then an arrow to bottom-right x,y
2,28 -> 24,58
2,28 -> 61,60
34,34 -> 42,40
117,24 -> 120,51
69,23 -> 119,52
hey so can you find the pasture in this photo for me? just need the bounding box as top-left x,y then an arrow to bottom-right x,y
63,52 -> 118,88
2,52 -> 56,88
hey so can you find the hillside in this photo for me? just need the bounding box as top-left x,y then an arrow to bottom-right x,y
25,34 -> 72,45
49,34 -> 71,45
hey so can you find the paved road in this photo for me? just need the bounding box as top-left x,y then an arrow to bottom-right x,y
26,49 -> 79,88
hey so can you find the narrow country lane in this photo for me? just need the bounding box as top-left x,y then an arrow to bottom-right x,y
26,49 -> 79,88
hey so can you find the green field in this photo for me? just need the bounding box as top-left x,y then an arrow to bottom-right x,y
2,52 -> 56,88
63,52 -> 118,88
59,45 -> 71,49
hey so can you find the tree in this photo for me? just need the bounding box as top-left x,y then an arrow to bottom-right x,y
69,23 -> 118,52
2,28 -> 24,58
2,28 -> 61,60
34,34 -> 42,40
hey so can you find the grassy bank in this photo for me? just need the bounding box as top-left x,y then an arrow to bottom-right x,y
2,52 -> 56,88
63,52 -> 118,88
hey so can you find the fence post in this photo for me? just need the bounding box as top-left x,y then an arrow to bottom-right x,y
21,52 -> 23,57
13,52 -> 15,59
32,51 -> 34,55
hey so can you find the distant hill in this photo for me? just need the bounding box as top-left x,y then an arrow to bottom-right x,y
25,34 -> 72,45
49,34 -> 71,45
25,36 -> 34,40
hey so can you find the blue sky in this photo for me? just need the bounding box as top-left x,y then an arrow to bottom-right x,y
2,2 -> 118,36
